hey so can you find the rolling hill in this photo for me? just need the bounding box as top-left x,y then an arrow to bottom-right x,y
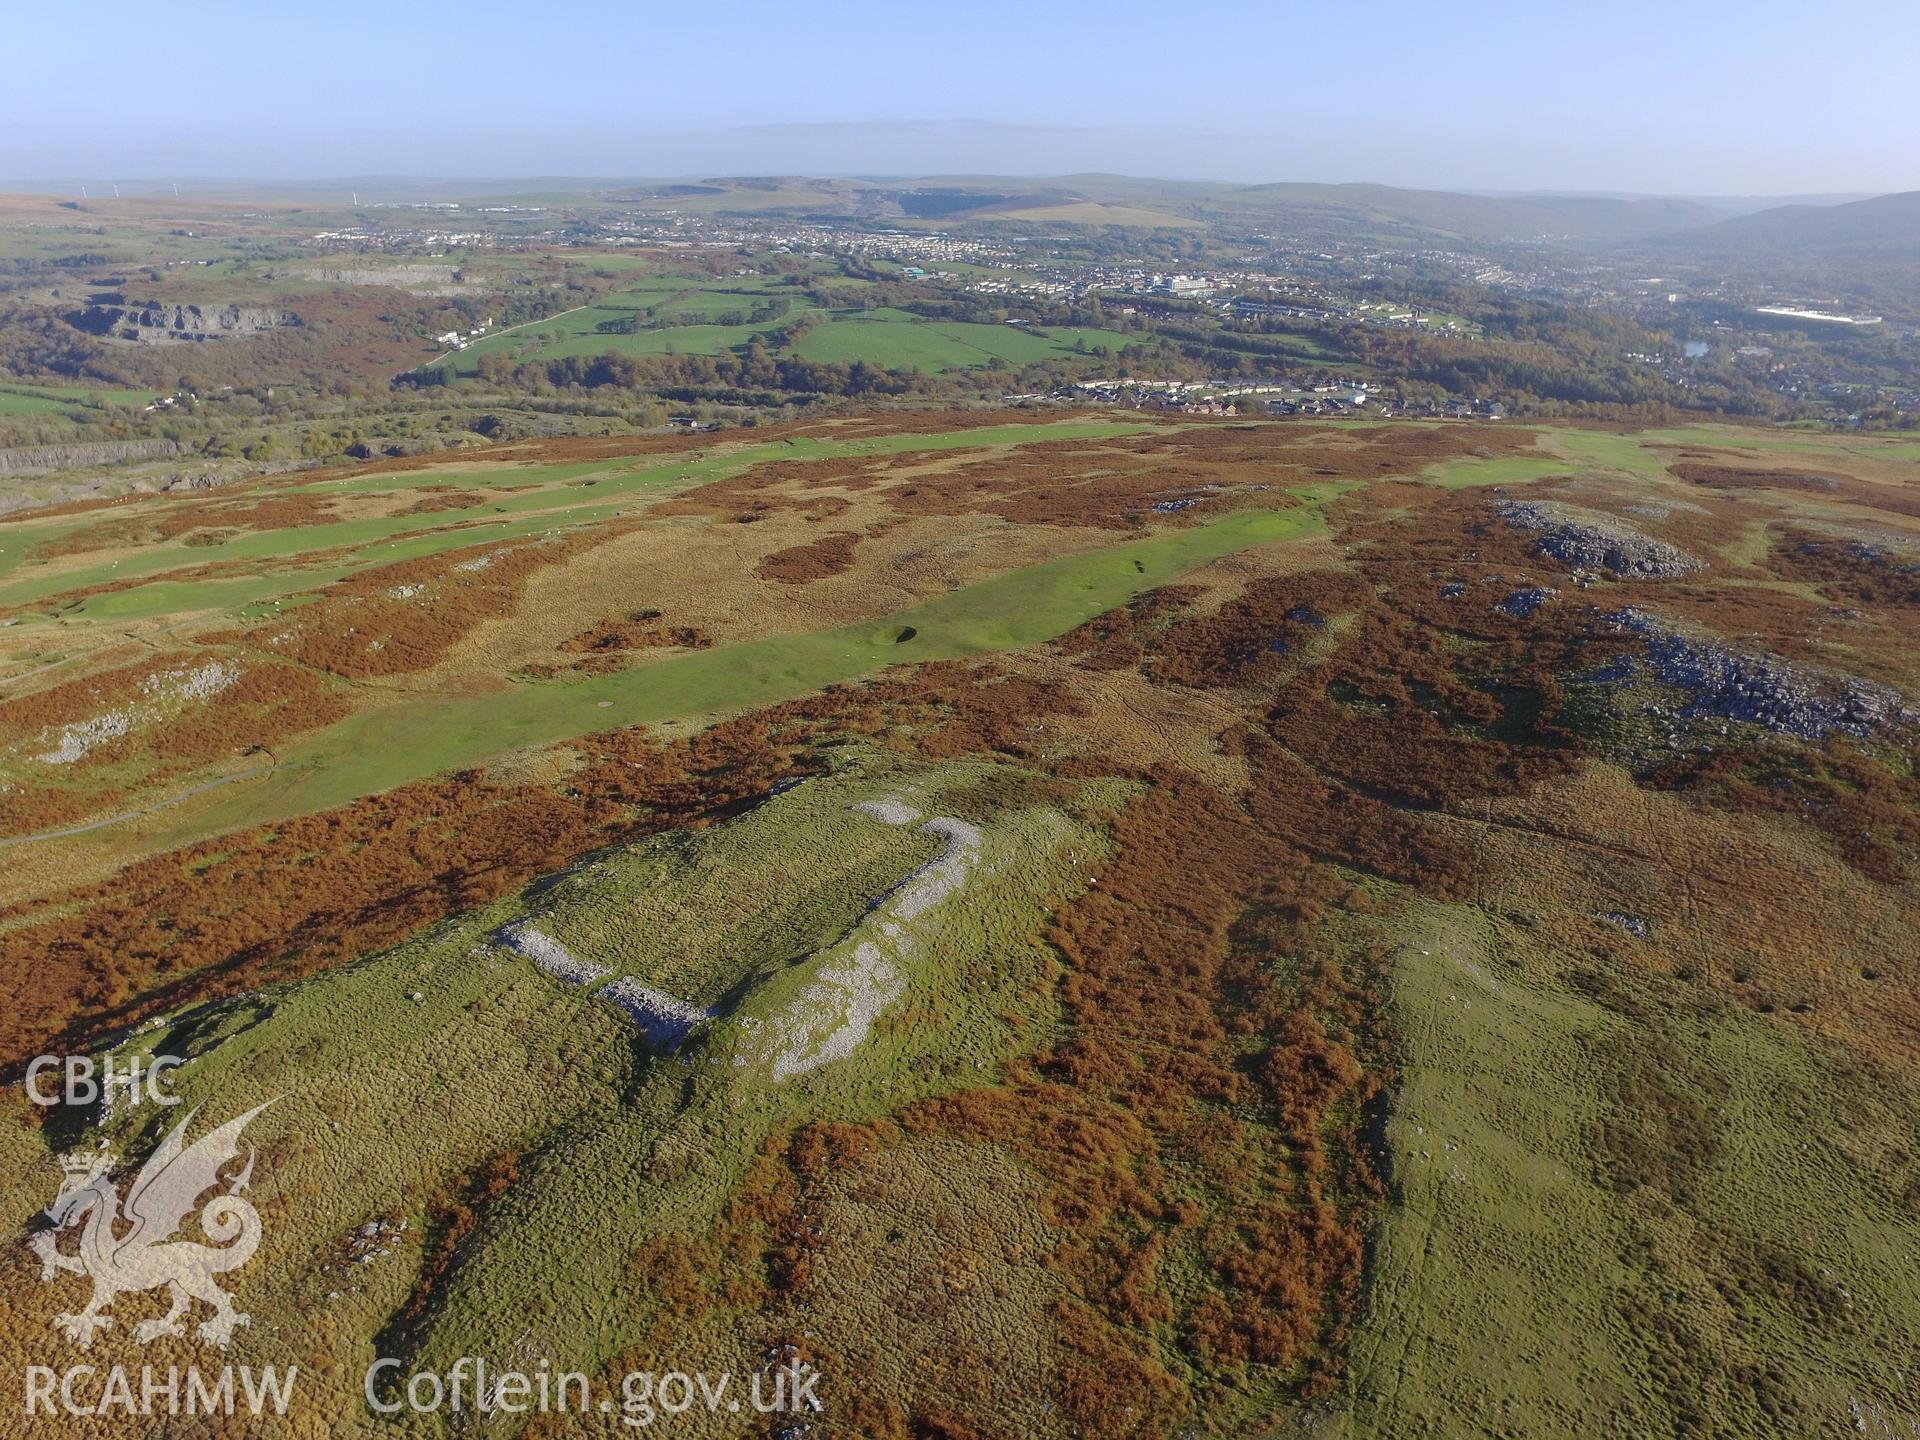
1197,180 -> 1726,242
1686,188 -> 1920,255
569,173 -> 1741,242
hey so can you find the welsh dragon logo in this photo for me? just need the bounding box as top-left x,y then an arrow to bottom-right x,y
29,1103 -> 271,1350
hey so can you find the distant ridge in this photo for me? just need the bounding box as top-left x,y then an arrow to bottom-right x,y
848,175 -> 1739,243
1206,181 -> 1724,242
1685,190 -> 1920,254
4,172 -> 1899,251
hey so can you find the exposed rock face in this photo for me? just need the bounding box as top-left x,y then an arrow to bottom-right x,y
1499,501 -> 1699,578
0,438 -> 184,476
294,262 -> 468,295
1795,536 -> 1920,581
1602,606 -> 1915,740
66,302 -> 301,343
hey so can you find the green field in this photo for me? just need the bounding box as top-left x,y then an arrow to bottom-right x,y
425,274 -> 829,376
789,310 -> 1142,370
1419,427 -> 1670,488
428,310 -> 804,376
424,283 -> 1143,380
0,389 -> 71,418
0,381 -> 159,416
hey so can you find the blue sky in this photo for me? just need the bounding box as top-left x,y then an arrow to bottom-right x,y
7,0 -> 1916,194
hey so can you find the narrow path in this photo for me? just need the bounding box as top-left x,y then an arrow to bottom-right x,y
0,652 -> 78,689
0,763 -> 272,848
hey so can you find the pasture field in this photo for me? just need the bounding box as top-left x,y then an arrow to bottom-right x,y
427,294 -> 813,375
0,388 -> 72,418
424,280 -> 1143,379
0,382 -> 159,415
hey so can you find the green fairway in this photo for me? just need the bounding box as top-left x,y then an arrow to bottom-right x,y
34,492 -> 641,617
1633,424 -> 1920,468
1545,428 -> 1674,478
1420,427 -> 1668,488
1416,422 -> 1920,492
0,516 -> 114,587
166,501 -> 1322,836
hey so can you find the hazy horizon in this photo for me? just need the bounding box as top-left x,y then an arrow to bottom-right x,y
0,165 -> 1897,208
9,0 -> 1919,196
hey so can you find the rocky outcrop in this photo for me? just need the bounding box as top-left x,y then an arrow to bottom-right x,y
0,438 -> 185,475
1499,501 -> 1699,579
66,302 -> 301,343
294,262 -> 468,295
1496,585 -> 1557,618
1601,606 -> 1915,740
